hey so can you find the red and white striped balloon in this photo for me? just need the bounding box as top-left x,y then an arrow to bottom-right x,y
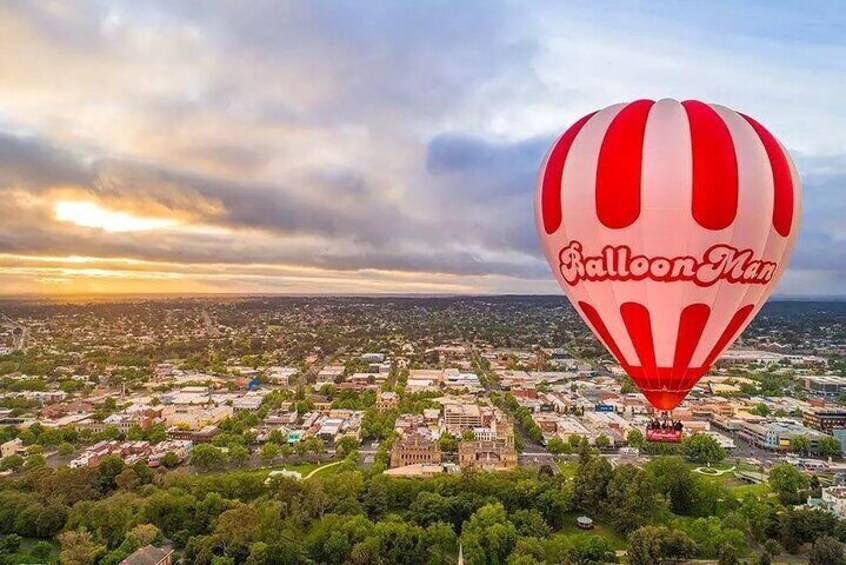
535,98 -> 801,411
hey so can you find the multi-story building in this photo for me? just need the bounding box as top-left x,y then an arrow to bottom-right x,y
804,407 -> 846,434
738,420 -> 827,451
798,376 -> 846,398
444,404 -> 482,432
390,433 -> 442,468
376,391 -> 399,412
162,405 -> 233,431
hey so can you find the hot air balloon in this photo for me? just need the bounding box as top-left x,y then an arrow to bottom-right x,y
535,99 -> 801,442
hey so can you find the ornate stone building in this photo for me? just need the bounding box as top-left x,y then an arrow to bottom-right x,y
390,433 -> 442,468
458,412 -> 518,471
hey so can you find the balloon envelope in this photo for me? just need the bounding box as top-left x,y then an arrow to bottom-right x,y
535,99 -> 801,410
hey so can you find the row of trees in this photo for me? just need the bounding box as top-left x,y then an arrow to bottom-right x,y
3,436 -> 846,564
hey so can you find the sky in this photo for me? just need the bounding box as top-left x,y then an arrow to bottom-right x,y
0,1 -> 844,296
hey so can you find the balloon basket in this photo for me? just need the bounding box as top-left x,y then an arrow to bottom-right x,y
646,429 -> 684,443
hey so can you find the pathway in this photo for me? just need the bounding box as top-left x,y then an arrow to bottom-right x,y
304,460 -> 343,480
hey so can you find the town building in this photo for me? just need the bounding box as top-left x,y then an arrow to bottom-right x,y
267,366 -> 298,386
738,420 -> 827,451
804,407 -> 846,434
822,487 -> 846,518
444,404 -> 483,432
458,440 -> 518,471
161,404 -> 233,430
798,376 -> 846,398
376,391 -> 399,412
458,412 -> 517,471
166,425 -> 219,443
1,438 -> 23,459
120,545 -> 174,565
390,433 -> 442,468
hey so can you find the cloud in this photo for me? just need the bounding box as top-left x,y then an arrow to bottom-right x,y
0,1 -> 841,295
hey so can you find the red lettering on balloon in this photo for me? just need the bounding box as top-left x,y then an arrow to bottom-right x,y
558,241 -> 776,287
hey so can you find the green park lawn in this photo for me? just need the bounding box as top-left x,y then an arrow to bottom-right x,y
555,513 -> 629,550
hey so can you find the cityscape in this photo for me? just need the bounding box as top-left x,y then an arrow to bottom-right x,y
0,296 -> 845,564
1,2 -> 845,565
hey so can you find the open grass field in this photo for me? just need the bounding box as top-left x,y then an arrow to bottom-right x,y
553,514 -> 629,550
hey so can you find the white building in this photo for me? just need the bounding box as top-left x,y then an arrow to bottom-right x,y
1,438 -> 23,459
267,367 -> 298,387
822,487 -> 846,518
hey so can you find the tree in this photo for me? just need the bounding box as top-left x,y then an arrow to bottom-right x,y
126,523 -> 162,548
59,528 -> 106,565
146,424 -> 167,445
214,503 -> 259,561
661,529 -> 697,562
260,442 -> 280,465
763,540 -> 783,559
0,454 -> 23,472
511,509 -> 551,538
627,429 -> 645,449
438,431 -> 458,453
809,536 -> 845,565
574,454 -> 612,511
719,544 -> 739,565
680,516 -> 745,559
229,445 -> 250,468
97,455 -> 126,493
628,526 -> 663,565
459,503 -> 518,565
604,464 -> 658,533
594,435 -> 611,450
546,437 -> 569,454
115,467 -> 141,491
335,436 -> 360,458
0,534 -> 22,554
818,436 -> 842,459
769,463 -> 809,505
565,534 -> 617,565
682,434 -> 725,465
31,541 -> 53,561
751,403 -> 770,417
25,453 -> 46,469
161,451 -> 180,469
423,522 -> 456,564
245,541 -> 269,565
646,456 -> 695,515
792,436 -> 812,457
191,444 -> 229,472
